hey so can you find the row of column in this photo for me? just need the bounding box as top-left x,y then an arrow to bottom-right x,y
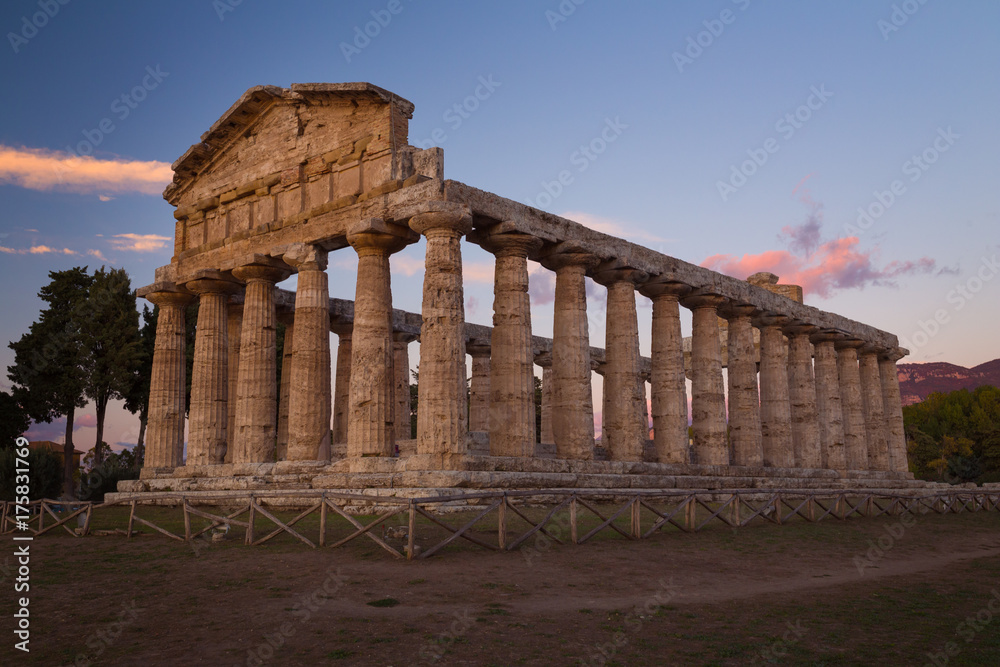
145,208 -> 909,475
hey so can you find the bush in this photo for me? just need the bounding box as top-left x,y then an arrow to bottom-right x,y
0,447 -> 63,501
79,457 -> 140,502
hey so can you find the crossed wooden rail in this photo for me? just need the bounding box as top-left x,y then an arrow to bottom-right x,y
2,489 -> 997,560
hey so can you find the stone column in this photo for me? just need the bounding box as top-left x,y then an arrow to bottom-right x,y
393,332 -> 416,442
879,348 -> 909,474
535,355 -> 555,445
755,316 -> 793,468
225,299 -> 243,464
785,324 -> 821,469
594,268 -> 647,461
811,332 -> 846,470
540,251 -> 598,460
346,221 -> 412,458
332,329 -> 352,445
144,289 -> 193,470
836,339 -> 868,471
681,294 -> 728,466
483,233 -> 542,458
860,347 -> 889,471
185,277 -> 239,466
410,209 -> 473,456
275,316 -> 294,461
640,282 -> 690,464
722,304 -> 762,467
640,371 -> 650,440
467,343 -> 492,433
231,262 -> 290,464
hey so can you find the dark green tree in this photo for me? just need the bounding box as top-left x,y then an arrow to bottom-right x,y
0,390 -> 31,449
82,267 -> 142,467
7,267 -> 93,496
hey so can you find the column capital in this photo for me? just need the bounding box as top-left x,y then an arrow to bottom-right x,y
809,329 -> 845,345
534,351 -> 553,367
474,230 -> 543,258
880,346 -> 908,362
184,274 -> 242,297
752,313 -> 791,329
466,342 -> 492,358
347,217 -> 418,255
718,302 -> 758,319
392,331 -> 419,344
282,243 -> 329,272
592,264 -> 649,287
638,280 -> 691,300
537,242 -> 600,272
834,338 -> 866,351
145,288 -> 194,308
783,322 -> 819,337
680,292 -> 726,310
232,263 -> 291,284
409,210 -> 473,237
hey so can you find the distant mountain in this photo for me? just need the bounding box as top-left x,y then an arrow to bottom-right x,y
897,359 -> 1000,405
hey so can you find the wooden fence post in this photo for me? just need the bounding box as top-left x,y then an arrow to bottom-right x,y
319,496 -> 327,547
498,495 -> 508,551
570,496 -> 578,544
630,497 -> 641,539
407,501 -> 416,560
127,500 -> 136,539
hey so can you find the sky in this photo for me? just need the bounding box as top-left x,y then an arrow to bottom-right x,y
1,0 -> 998,454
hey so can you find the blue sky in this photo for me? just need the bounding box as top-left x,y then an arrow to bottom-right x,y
1,0 -> 997,451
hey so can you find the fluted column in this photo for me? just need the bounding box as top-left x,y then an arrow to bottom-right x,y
860,347 -> 889,471
186,278 -> 239,466
722,304 -> 762,467
332,329 -> 352,445
537,355 -> 554,445
681,294 -> 728,466
393,333 -> 416,441
231,263 -> 290,463
640,282 -> 690,464
756,316 -> 793,468
467,343 -> 491,433
346,221 -> 412,458
275,316 -> 294,461
410,209 -> 473,456
144,289 -> 193,470
786,324 -> 821,469
640,372 -> 650,440
225,299 -> 243,464
836,339 -> 868,471
879,348 -> 909,474
541,251 -> 598,460
811,333 -> 846,470
594,268 -> 647,461
483,233 -> 542,457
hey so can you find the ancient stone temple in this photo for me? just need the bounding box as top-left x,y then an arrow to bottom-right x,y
124,82 -> 926,497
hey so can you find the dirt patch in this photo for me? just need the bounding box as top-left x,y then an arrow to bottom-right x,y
8,509 -> 1000,666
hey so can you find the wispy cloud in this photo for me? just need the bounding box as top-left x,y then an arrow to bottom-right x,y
109,233 -> 170,252
0,145 -> 172,195
2,244 -> 78,256
560,211 -> 675,246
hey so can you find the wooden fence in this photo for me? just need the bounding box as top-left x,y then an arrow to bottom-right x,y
2,489 -> 997,560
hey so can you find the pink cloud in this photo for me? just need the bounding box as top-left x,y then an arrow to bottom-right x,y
0,145 -> 172,195
109,233 -> 170,252
702,236 -> 936,298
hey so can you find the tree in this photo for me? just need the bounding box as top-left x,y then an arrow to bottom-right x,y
0,390 -> 31,449
7,267 -> 93,496
82,267 -> 142,467
123,305 -> 157,466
